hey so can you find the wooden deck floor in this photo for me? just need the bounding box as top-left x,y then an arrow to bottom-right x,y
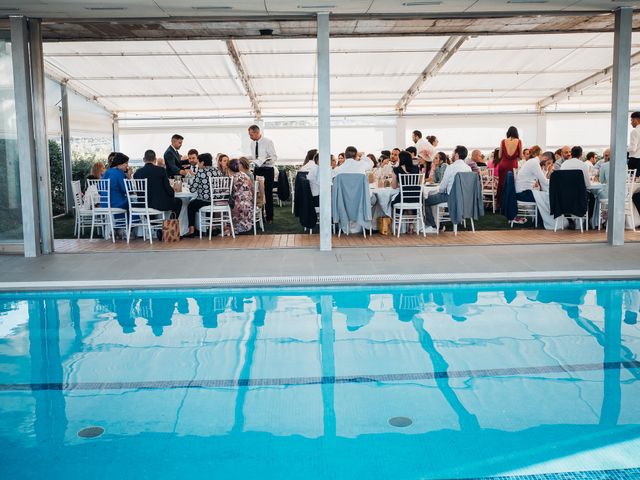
54,229 -> 640,253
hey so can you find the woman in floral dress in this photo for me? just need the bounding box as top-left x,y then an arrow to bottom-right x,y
227,158 -> 255,235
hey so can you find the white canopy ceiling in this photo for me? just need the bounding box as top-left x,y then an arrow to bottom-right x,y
42,32 -> 640,119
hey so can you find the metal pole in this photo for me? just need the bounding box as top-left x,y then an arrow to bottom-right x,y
112,114 -> 120,151
10,16 -> 41,257
60,81 -> 74,215
29,19 -> 54,254
607,7 -> 632,245
317,12 -> 332,251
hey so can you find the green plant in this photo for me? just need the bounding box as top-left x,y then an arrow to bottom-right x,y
48,139 -> 65,215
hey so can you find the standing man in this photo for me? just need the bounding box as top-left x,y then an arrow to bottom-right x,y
164,134 -> 187,178
628,111 -> 640,176
412,130 -> 433,167
248,124 -> 278,223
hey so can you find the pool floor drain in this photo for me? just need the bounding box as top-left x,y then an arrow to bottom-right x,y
77,426 -> 105,439
389,417 -> 413,427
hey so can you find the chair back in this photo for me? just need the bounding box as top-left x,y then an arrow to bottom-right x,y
549,170 -> 588,218
124,178 -> 150,211
71,180 -> 83,210
209,176 -> 232,204
331,173 -> 372,232
87,178 -> 111,209
398,173 -> 425,204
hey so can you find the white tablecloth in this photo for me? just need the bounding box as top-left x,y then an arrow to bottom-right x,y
175,191 -> 196,235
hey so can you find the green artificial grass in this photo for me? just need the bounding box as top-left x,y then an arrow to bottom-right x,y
53,202 -> 533,239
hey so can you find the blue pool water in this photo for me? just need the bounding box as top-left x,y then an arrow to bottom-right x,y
1,282 -> 640,479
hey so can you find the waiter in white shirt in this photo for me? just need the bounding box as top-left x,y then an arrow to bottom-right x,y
628,112 -> 640,176
248,125 -> 278,222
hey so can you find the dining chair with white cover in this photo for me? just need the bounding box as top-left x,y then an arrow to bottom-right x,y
199,176 -> 235,239
392,173 -> 425,237
72,180 -> 93,238
87,179 -> 128,242
124,178 -> 165,244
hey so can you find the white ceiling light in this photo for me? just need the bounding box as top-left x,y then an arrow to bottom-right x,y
191,6 -> 233,10
402,2 -> 443,5
84,6 -> 129,10
297,4 -> 337,9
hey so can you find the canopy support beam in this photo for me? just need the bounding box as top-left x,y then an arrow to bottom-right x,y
225,39 -> 262,120
317,12 -> 332,252
607,7 -> 633,246
395,35 -> 468,115
537,49 -> 640,111
60,81 -> 74,216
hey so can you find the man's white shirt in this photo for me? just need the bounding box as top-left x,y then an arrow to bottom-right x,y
561,157 -> 591,188
439,159 -> 472,194
516,158 -> 549,193
334,158 -> 369,175
251,137 -> 277,167
629,124 -> 640,158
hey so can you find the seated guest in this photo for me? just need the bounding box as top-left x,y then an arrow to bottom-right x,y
330,155 -> 337,170
472,149 -> 487,168
334,146 -> 368,175
593,148 -> 609,177
107,152 -> 116,168
390,151 -> 419,202
228,158 -> 255,235
554,146 -> 571,170
306,152 -> 321,206
406,146 -> 418,167
239,157 -> 253,181
365,154 -> 377,170
300,149 -> 319,172
390,148 -> 401,167
186,149 -> 199,174
429,152 -> 448,184
423,145 -> 472,233
598,148 -> 611,199
101,152 -> 130,210
155,158 -> 165,168
585,151 -> 598,176
185,153 -> 224,238
515,145 -> 550,202
133,149 -> 182,218
487,148 -> 500,176
561,145 -> 591,188
217,153 -> 230,176
466,150 -> 480,174
86,161 -> 105,182
337,152 -> 345,166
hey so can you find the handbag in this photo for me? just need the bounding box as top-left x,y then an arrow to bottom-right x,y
377,216 -> 391,236
162,212 -> 180,242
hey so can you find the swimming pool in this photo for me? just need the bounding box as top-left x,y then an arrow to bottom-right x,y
1,281 -> 639,479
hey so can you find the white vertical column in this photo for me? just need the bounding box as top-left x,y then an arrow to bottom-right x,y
10,16 -> 41,257
29,19 -> 53,254
607,7 -> 633,246
60,82 -> 73,215
535,113 -> 547,150
317,12 -> 332,251
112,114 -> 120,151
395,116 -> 407,150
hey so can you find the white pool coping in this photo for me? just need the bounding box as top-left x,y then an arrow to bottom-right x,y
2,269 -> 640,291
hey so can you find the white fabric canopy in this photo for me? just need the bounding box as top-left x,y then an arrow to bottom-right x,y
42,32 -> 640,119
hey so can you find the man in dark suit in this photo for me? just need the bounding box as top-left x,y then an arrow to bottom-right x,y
164,134 -> 187,178
134,149 -> 181,217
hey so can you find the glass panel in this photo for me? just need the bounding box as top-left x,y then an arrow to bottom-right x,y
0,37 -> 22,242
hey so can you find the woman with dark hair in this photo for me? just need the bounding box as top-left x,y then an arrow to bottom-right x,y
496,126 -> 522,209
228,158 -> 254,234
300,149 -> 318,170
429,152 -> 448,184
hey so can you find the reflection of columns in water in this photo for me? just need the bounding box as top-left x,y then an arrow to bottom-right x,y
320,295 -> 336,437
29,299 -> 67,446
411,316 -> 479,431
231,300 -> 262,434
600,289 -> 622,426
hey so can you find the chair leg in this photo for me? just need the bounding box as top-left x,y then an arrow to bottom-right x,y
229,212 -> 235,239
209,211 -> 214,240
397,211 -> 403,237
109,215 -> 116,243
127,216 -> 133,244
470,218 -> 475,232
453,223 -> 458,236
147,217 -> 154,244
